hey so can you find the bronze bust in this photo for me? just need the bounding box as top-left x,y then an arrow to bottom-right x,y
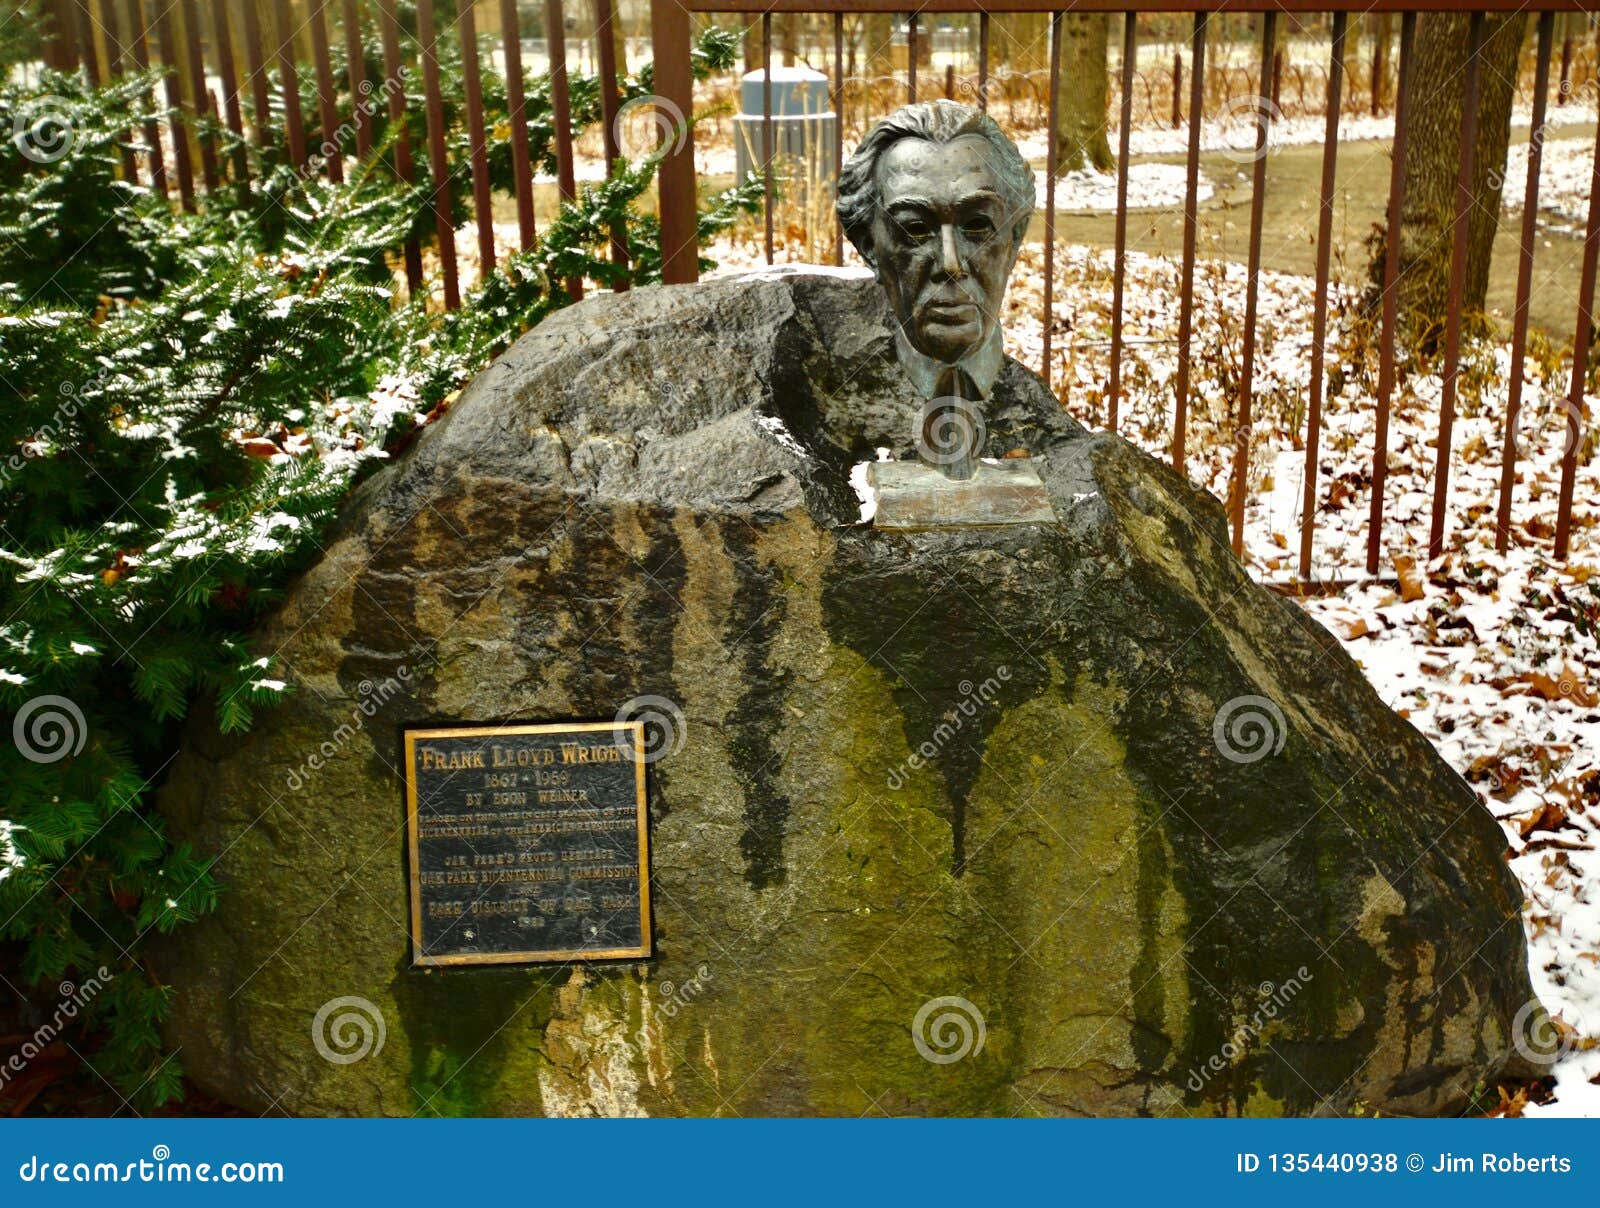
838,101 -> 1053,525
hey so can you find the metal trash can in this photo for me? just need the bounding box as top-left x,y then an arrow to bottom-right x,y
733,65 -> 838,198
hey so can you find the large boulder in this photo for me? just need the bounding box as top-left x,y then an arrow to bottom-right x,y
156,268 -> 1533,1117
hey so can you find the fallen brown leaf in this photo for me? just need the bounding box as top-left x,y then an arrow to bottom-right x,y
1393,553 -> 1425,602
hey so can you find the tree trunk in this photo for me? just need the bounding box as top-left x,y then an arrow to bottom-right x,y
1389,12 -> 1528,343
1053,13 -> 1113,172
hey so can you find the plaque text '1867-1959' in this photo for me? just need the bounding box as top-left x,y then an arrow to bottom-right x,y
403,721 -> 651,966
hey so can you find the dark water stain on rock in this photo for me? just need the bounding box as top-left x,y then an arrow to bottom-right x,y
721,518 -> 793,890
821,527 -> 1061,872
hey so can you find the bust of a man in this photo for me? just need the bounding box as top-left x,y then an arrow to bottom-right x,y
838,100 -> 1035,482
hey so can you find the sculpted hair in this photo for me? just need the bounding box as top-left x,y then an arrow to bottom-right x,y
836,100 -> 1036,267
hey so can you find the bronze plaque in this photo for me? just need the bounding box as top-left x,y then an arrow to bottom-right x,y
403,721 -> 651,967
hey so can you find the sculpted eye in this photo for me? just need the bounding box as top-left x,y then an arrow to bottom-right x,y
897,218 -> 934,241
962,217 -> 995,239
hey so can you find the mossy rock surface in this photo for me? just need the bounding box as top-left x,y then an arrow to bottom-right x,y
157,269 -> 1532,1117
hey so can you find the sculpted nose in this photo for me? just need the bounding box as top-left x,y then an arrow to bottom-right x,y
938,223 -> 965,278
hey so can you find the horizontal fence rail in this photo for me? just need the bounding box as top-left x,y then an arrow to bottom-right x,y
29,1 -> 1600,583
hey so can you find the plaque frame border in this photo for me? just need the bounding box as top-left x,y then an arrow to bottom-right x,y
403,719 -> 652,968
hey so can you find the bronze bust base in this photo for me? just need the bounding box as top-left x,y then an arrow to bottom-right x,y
867,458 -> 1059,529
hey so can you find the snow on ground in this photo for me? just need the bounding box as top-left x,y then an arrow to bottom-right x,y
1504,132 -> 1599,233
706,231 -> 1600,1114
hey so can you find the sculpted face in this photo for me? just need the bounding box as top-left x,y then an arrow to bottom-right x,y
867,133 -> 1020,365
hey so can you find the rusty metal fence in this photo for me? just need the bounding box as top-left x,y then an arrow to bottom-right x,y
652,1 -> 1600,579
30,1 -> 1600,580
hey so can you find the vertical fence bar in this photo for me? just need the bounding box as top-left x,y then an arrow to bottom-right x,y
1427,11 -> 1485,562
1496,12 -> 1555,554
1558,33 -> 1573,104
594,0 -> 629,288
833,10 -> 844,266
1367,10 -> 1415,576
126,0 -> 167,196
378,0 -> 423,294
74,0 -> 100,85
499,0 -> 536,248
460,0 -> 496,276
1171,51 -> 1182,129
1370,17 -> 1382,117
309,0 -> 343,181
1042,11 -> 1061,390
273,0 -> 309,169
1298,12 -> 1347,580
1172,14 -> 1206,471
1230,10 -> 1277,558
48,0 -> 78,71
1108,11 -> 1136,434
210,0 -> 248,186
344,0 -> 373,158
762,11 -> 773,265
1555,72 -> 1600,559
418,0 -> 460,309
908,12 -> 918,103
181,0 -> 219,192
155,3 -> 196,209
549,0 -> 585,296
977,12 -> 989,113
241,0 -> 272,151
102,0 -> 141,183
